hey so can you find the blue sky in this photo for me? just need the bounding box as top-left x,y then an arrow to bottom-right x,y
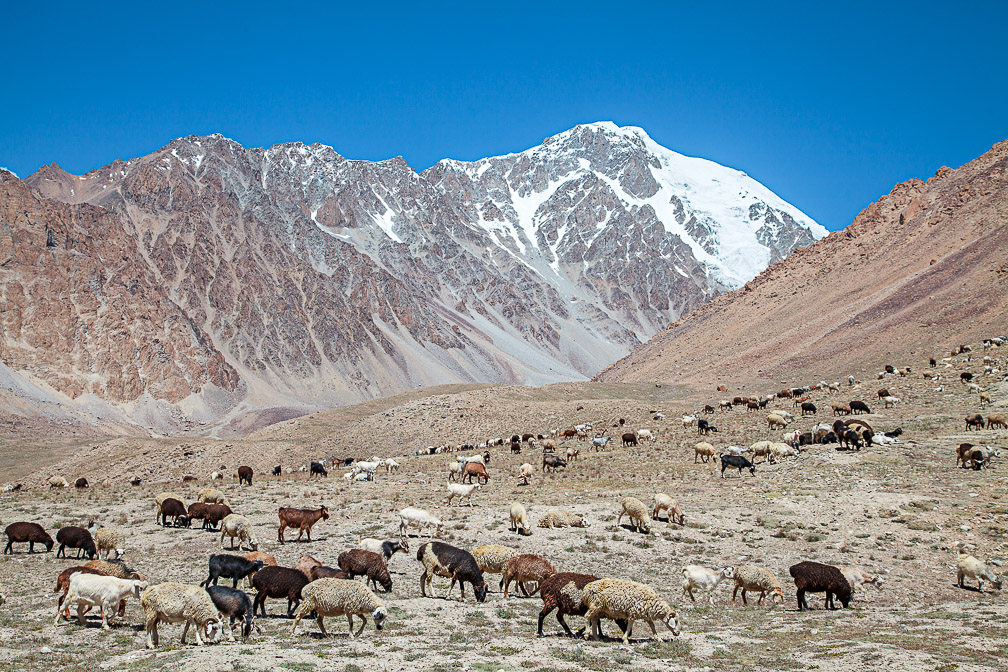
2,2 -> 1005,231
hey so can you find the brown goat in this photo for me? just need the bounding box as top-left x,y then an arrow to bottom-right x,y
277,506 -> 329,544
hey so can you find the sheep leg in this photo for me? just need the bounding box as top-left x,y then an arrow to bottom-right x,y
623,618 -> 634,644
537,607 -> 555,637
796,589 -> 807,611
278,523 -> 286,543
193,618 -> 206,646
146,619 -> 159,648
555,613 -> 575,637
181,619 -> 190,644
583,609 -> 600,640
354,615 -> 366,638
317,615 -> 327,637
419,569 -> 428,597
742,589 -> 749,606
289,607 -> 304,637
646,619 -> 658,638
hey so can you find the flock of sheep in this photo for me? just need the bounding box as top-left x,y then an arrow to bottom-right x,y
1,339 -> 1005,654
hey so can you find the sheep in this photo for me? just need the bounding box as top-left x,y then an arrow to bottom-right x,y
979,391 -> 992,408
966,414 -> 986,430
237,466 -> 253,485
277,506 -> 329,543
651,494 -> 685,525
206,585 -> 258,640
537,572 -> 626,638
637,429 -> 655,443
543,454 -> 567,473
581,578 -> 680,644
197,488 -> 230,506
617,497 -> 650,534
154,492 -> 185,524
357,538 -> 409,562
55,526 -> 97,560
954,543 -> 1003,592
970,445 -> 1000,470
219,514 -> 258,551
416,541 -> 488,602
202,503 -> 233,530
202,554 -> 264,588
159,498 -> 187,526
766,414 -> 788,430
337,549 -> 392,592
141,582 -> 221,648
836,566 -> 884,594
800,402 -> 817,416
769,442 -> 800,462
681,415 -> 697,430
518,463 -> 534,485
681,565 -> 734,604
750,440 -> 773,463
383,458 -> 400,473
471,544 -> 520,590
731,565 -> 783,605
290,578 -> 387,639
987,414 -> 1007,430
85,558 -> 145,581
831,402 -> 852,416
789,561 -> 851,610
48,476 -> 69,489
502,554 -> 557,598
57,573 -> 147,629
537,510 -> 589,529
850,400 -> 871,415
399,507 -> 445,539
694,441 -> 715,463
697,419 -> 717,434
296,554 -> 324,580
252,566 -> 310,617
510,503 -> 532,535
4,522 -> 53,554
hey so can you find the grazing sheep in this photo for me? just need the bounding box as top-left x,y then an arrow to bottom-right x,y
85,559 -> 145,581
987,414 -> 1007,430
681,565 -> 735,604
694,441 -> 715,463
57,574 -> 147,629
849,401 -> 871,415
357,538 -> 409,562
159,498 -> 187,527
966,414 -> 986,430
789,561 -> 851,610
154,492 -> 185,524
4,522 -> 53,554
766,414 -> 788,430
582,578 -> 680,644
518,463 -> 534,485
502,554 -> 556,598
338,549 -> 393,592
197,488 -> 230,506
731,565 -> 783,605
206,585 -> 258,640
290,578 -> 387,639
769,442 -> 800,463
954,543 -> 1003,592
831,402 -> 852,416
416,541 -> 488,602
237,466 -> 253,486
220,514 -> 258,551
48,476 -> 69,489
750,440 -> 773,463
651,494 -> 685,525
617,497 -> 650,534
542,454 -> 567,473
398,507 -> 445,538
538,510 -> 589,529
252,566 -> 310,617
537,572 -> 626,638
55,526 -> 97,560
141,582 -> 221,648
471,544 -> 520,590
296,554 -> 324,580
510,503 -> 532,535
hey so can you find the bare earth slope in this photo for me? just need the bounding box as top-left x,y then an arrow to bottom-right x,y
597,140 -> 1008,389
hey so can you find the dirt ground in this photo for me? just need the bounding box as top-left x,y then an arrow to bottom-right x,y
0,353 -> 1006,671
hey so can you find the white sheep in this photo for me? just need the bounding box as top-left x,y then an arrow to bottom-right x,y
837,565 -> 884,594
518,463 -> 533,486
91,526 -> 126,560
471,544 -> 520,590
220,514 -> 258,551
48,476 -> 69,489
636,429 -> 655,443
731,565 -> 783,605
766,414 -> 788,430
681,565 -> 735,604
651,494 -> 685,525
769,442 -> 800,462
883,396 -> 900,408
398,507 -> 444,538
682,415 -> 697,430
446,461 -> 464,482
55,574 -> 147,628
581,578 -> 680,644
509,503 -> 532,535
954,544 -> 1003,592
750,441 -> 774,463
290,578 -> 387,638
141,582 -> 221,648
384,459 -> 400,473
197,488 -> 229,506
538,510 -> 588,529
445,482 -> 480,507
617,497 -> 650,533
693,442 -> 715,463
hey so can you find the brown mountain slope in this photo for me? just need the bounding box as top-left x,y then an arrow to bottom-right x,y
596,139 -> 1008,389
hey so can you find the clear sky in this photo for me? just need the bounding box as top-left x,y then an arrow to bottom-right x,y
2,2 -> 1005,231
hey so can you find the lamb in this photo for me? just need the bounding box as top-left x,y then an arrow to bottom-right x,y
789,561 -> 851,610
537,572 -> 626,638
510,503 -> 533,535
518,463 -> 534,485
502,554 -> 556,598
141,582 -> 221,648
617,497 -> 650,534
197,488 -> 230,506
56,526 -> 97,560
221,514 -> 258,551
538,510 -> 589,529
416,541 -> 488,602
651,494 -> 685,525
56,573 -> 147,629
471,544 -> 520,590
399,507 -> 445,538
338,549 -> 393,592
4,521 -> 53,554
206,585 -> 258,640
954,543 -> 1003,592
290,578 -> 387,639
277,505 -> 329,543
836,566 -> 884,594
202,554 -> 264,588
681,565 -> 734,604
252,566 -> 310,616
154,492 -> 185,523
358,537 -> 409,562
581,578 -> 680,644
694,442 -> 715,463
731,564 -> 783,605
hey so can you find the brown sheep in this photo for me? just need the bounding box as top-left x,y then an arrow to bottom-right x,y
987,414 -> 1007,430
501,554 -> 557,598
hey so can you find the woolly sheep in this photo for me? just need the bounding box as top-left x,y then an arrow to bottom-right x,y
518,463 -> 534,485
48,476 -> 69,489
290,578 -> 386,638
731,565 -> 783,605
154,492 -> 185,524
766,414 -> 788,430
220,514 -> 258,551
510,503 -> 532,535
954,544 -> 1003,592
446,461 -> 463,481
750,440 -> 774,463
471,544 -> 520,590
617,497 -> 650,534
502,554 -> 556,598
581,578 -> 680,644
769,442 -> 800,462
651,494 -> 685,525
141,582 -> 221,648
56,574 -> 147,629
538,510 -> 588,529
693,442 -> 715,463
681,565 -> 734,604
197,488 -> 230,506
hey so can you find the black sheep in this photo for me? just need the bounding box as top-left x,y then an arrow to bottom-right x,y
203,554 -> 264,588
537,572 -> 627,638
4,522 -> 54,554
252,565 -> 309,617
202,504 -> 233,530
237,466 -> 253,486
160,497 -> 187,526
801,402 -> 817,416
622,432 -> 638,447
850,400 -> 871,415
308,462 -> 327,479
720,454 -> 755,478
206,585 -> 258,639
55,526 -> 96,559
272,465 -> 282,477
417,541 -> 488,602
821,431 -> 838,444
789,561 -> 851,610
338,549 -> 392,592
74,478 -> 89,489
